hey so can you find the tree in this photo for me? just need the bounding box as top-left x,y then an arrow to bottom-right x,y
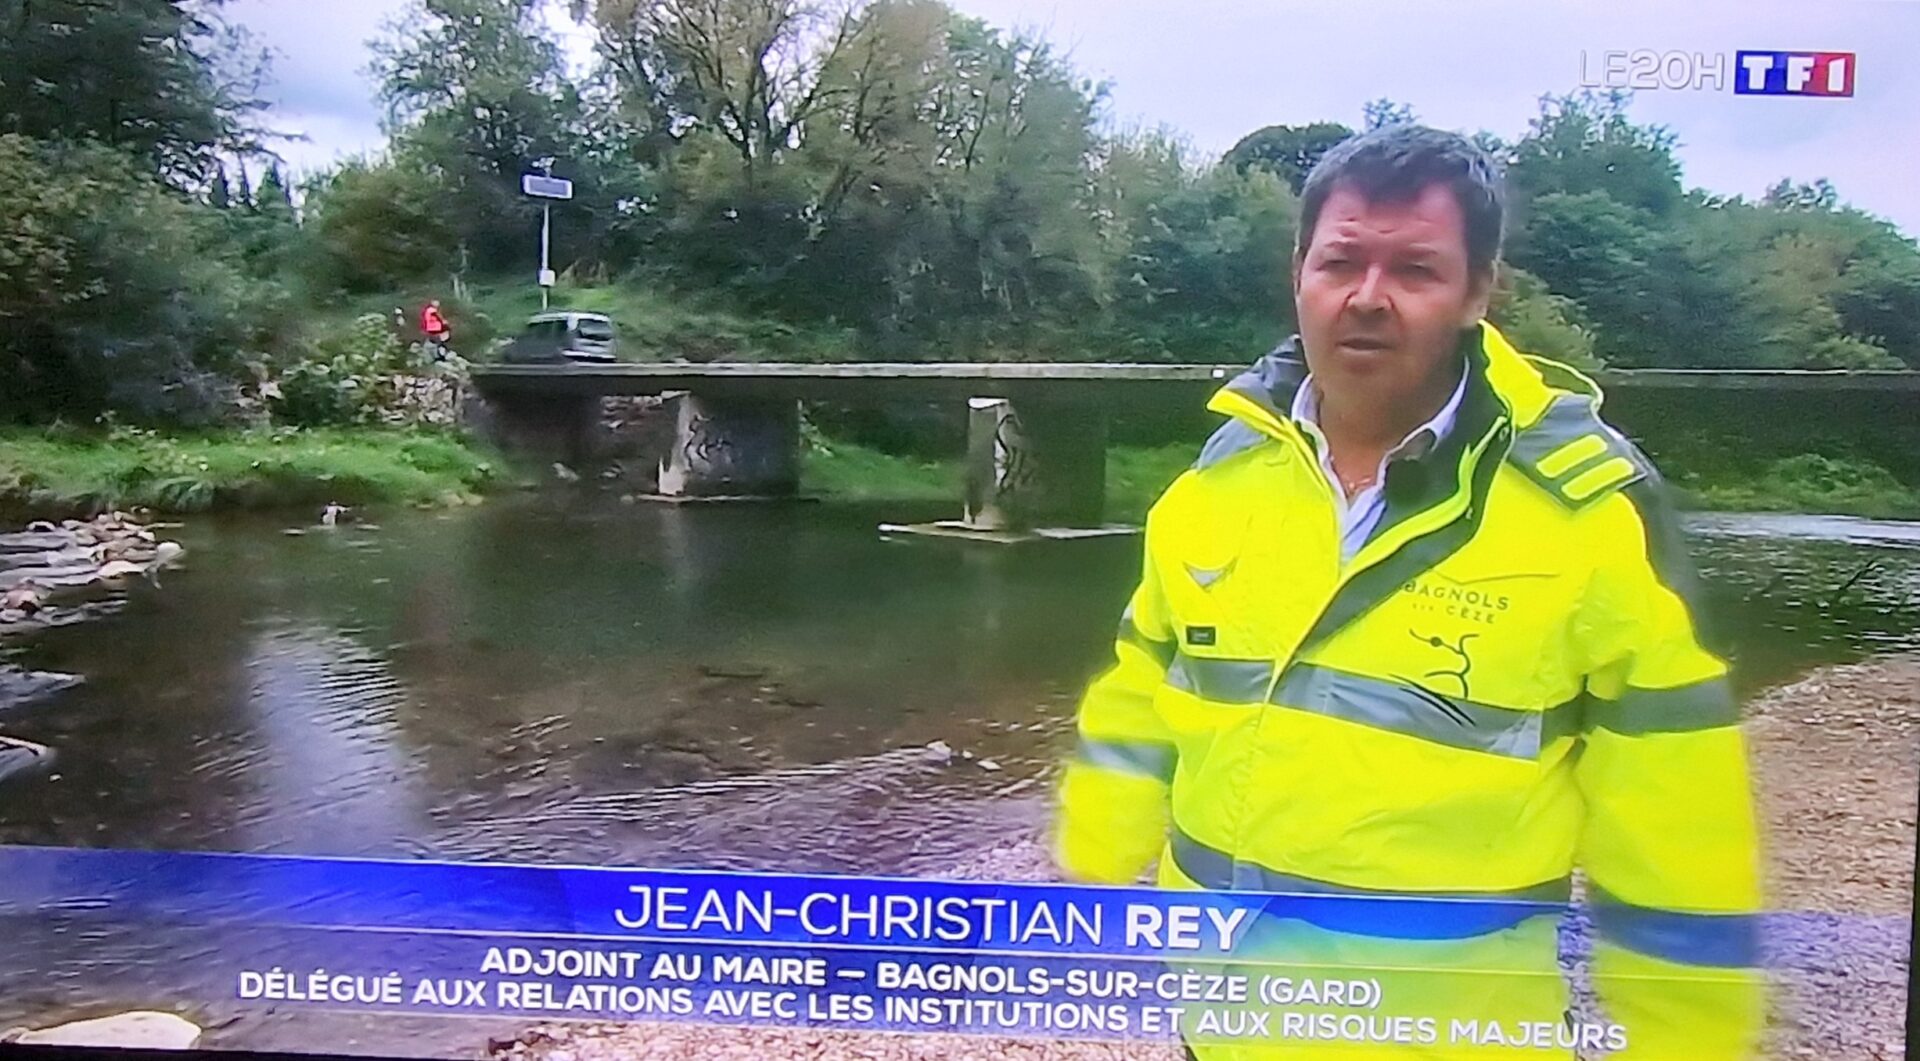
1698,189 -> 1920,368
1508,91 -> 1683,217
1095,129 -> 1297,359
579,0 -> 863,188
1362,98 -> 1416,131
368,0 -> 592,274
209,163 -> 233,210
1489,266 -> 1600,370
0,135 -> 274,423
1764,178 -> 1839,212
303,154 -> 463,293
1221,122 -> 1354,192
255,162 -> 296,222
1508,190 -> 1767,368
0,0 -> 271,190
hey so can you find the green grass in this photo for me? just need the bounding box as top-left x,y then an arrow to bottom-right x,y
0,426 -> 501,516
800,428 -> 959,502
1106,444 -> 1198,522
802,438 -> 1920,522
800,432 -> 1197,518
1672,454 -> 1920,520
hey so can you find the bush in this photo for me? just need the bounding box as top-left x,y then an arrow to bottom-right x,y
1490,266 -> 1602,370
0,135 -> 281,425
1676,453 -> 1919,518
300,155 -> 463,295
271,314 -> 415,426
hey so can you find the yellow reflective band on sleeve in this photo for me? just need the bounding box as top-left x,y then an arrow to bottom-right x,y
1564,457 -> 1640,502
1536,433 -> 1609,478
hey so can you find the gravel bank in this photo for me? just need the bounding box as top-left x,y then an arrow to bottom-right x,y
1749,654 -> 1918,1060
481,654 -> 1919,1060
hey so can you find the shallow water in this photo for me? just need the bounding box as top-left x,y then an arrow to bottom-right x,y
2,499 -> 1917,877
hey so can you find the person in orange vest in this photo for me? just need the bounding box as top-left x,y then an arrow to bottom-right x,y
420,299 -> 452,356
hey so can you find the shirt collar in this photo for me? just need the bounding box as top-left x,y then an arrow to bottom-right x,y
1290,364 -> 1469,461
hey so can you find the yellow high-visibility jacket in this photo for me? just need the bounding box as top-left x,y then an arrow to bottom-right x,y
1056,322 -> 1762,1058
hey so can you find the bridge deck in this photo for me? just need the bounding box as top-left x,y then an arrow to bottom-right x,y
469,362 -> 1920,401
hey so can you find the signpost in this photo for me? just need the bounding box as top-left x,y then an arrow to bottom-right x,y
520,162 -> 574,310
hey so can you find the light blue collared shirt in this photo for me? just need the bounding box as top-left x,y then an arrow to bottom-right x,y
1291,369 -> 1468,564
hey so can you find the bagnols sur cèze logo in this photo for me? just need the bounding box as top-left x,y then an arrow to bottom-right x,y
1399,577 -> 1513,627
1580,49 -> 1855,97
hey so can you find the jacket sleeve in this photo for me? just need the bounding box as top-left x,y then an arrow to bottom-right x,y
1573,480 -> 1764,1058
1054,529 -> 1180,885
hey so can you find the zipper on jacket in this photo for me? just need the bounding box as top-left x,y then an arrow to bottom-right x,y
1254,413 -> 1512,709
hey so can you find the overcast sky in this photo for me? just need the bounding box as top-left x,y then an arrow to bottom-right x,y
229,0 -> 1920,234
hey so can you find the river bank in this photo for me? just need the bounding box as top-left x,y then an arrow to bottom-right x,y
4,423 -> 1914,524
801,437 -> 1920,524
0,428 -> 498,520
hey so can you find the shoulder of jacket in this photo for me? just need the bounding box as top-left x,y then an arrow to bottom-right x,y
1505,392 -> 1652,510
1191,418 -> 1273,473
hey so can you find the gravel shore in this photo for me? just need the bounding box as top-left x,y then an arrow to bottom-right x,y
1749,654 -> 1918,1060
483,654 -> 1919,1061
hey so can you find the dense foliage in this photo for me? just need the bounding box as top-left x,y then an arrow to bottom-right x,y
4,0 -> 1918,430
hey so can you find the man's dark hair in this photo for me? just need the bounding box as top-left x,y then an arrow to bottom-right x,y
1294,125 -> 1507,277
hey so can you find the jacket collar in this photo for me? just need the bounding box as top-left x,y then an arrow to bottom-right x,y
1207,321 -> 1597,437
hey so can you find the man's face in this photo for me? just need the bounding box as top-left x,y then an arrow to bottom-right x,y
1292,182 -> 1491,408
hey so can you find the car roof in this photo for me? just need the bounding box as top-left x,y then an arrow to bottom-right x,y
525,311 -> 613,325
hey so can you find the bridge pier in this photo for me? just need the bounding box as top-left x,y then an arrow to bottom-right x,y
962,398 -> 1108,530
656,393 -> 802,499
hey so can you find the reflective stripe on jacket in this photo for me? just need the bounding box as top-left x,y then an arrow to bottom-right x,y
1055,321 -> 1762,1057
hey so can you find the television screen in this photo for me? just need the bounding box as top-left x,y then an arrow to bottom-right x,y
2,1 -> 1915,1058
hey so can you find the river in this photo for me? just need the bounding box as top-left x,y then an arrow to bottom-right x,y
0,498 -> 1916,1052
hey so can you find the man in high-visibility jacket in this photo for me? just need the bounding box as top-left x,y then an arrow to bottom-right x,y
1055,126 -> 1761,1058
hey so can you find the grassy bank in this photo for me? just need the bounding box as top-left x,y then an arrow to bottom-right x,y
1669,454 -> 1920,521
803,441 -> 1920,522
0,427 -> 499,517
798,437 -> 1195,522
8,421 -> 1907,524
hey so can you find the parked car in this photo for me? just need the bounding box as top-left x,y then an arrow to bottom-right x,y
500,311 -> 618,363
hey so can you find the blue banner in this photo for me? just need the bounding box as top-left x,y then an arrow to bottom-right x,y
0,845 -> 1827,1052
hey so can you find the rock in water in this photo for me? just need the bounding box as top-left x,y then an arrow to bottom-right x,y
11,1012 -> 202,1049
97,559 -> 145,581
0,582 -> 46,613
0,665 -> 81,711
0,735 -> 56,785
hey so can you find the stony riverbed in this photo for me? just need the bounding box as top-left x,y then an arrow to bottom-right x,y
1,512 -> 186,785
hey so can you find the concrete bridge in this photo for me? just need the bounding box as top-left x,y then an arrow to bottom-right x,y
467,362 -> 1920,536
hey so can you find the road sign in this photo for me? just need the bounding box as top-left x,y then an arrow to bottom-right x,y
521,174 -> 574,200
538,269 -> 557,288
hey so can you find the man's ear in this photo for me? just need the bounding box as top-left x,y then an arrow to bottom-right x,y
1462,266 -> 1495,327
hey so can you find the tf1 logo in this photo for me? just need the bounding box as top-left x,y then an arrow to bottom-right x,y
1734,51 -> 1854,97
1580,50 -> 1855,97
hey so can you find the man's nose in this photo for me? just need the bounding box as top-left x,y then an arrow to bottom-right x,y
1349,264 -> 1389,312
